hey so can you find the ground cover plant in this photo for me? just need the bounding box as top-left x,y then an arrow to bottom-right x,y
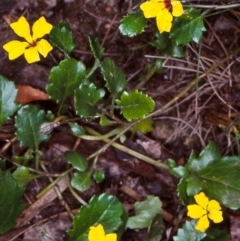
1,0 -> 240,240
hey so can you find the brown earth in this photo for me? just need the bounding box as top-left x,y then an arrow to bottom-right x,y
1,0 -> 240,240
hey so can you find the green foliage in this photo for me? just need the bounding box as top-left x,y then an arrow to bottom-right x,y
172,142 -> 240,209
131,117 -> 153,134
47,58 -> 86,102
101,58 -> 127,95
49,21 -> 75,54
67,193 -> 123,241
203,228 -> 230,241
71,172 -> 91,192
148,214 -> 165,241
12,149 -> 34,166
0,158 -> 6,171
119,11 -> 147,37
64,151 -> 88,171
100,116 -> 117,126
116,90 -> 155,121
89,35 -> 104,61
0,75 -> 19,127
74,83 -> 105,117
151,32 -> 184,57
173,220 -> 206,241
0,171 -> 25,234
15,105 -> 50,148
12,166 -> 38,187
93,170 -> 105,183
69,122 -> 85,136
171,8 -> 206,45
127,195 -> 162,229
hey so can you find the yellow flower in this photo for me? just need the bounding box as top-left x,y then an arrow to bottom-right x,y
88,224 -> 117,241
3,16 -> 53,64
140,0 -> 183,33
187,192 -> 223,233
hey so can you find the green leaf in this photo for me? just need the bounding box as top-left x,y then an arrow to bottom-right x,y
173,220 -> 206,241
116,90 -> 155,121
0,158 -> 6,171
15,105 -> 50,148
12,149 -> 34,166
0,171 -> 25,234
64,151 -> 88,171
175,142 -> 240,209
89,36 -> 104,61
74,83 -> 105,117
148,214 -> 165,241
49,21 -> 75,54
67,193 -> 123,241
131,117 -> 153,134
177,178 -> 189,205
12,166 -> 38,187
119,11 -> 147,37
171,166 -> 188,178
151,32 -> 184,57
93,170 -> 105,183
171,8 -> 206,45
116,211 -> 129,240
71,172 -> 91,192
69,122 -> 85,136
187,141 -> 221,171
101,58 -> 127,95
0,75 -> 19,127
100,116 -> 117,126
127,196 -> 162,229
203,228 -> 230,241
47,58 -> 86,102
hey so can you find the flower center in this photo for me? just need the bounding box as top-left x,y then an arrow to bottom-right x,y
28,40 -> 37,48
163,0 -> 172,10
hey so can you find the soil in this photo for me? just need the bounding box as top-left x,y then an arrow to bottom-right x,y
1,0 -> 240,240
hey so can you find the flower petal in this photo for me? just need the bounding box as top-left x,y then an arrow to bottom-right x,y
207,200 -> 221,211
208,209 -> 223,223
24,47 -> 40,63
32,16 -> 53,40
10,16 -> 33,43
156,9 -> 173,33
106,233 -> 117,241
194,192 -> 209,210
3,40 -> 28,60
171,0 -> 183,17
140,1 -> 164,18
207,200 -> 223,223
36,39 -> 53,57
195,215 -> 209,233
88,224 -> 105,241
187,204 -> 207,219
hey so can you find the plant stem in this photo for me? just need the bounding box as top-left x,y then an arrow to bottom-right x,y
85,127 -> 170,170
36,167 -> 73,198
66,174 -> 87,205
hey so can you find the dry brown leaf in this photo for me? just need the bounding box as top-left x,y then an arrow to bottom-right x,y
16,85 -> 48,104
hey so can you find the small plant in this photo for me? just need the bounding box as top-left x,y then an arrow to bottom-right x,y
1,1 -> 240,240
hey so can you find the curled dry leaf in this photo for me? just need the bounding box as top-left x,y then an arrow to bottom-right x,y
16,85 -> 49,104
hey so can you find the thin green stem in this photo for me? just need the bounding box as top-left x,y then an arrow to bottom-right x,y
92,155 -> 99,170
36,167 -> 73,198
86,127 -> 170,170
134,64 -> 156,90
185,3 -> 240,9
66,174 -> 87,205
86,60 -> 100,79
80,126 -> 125,141
35,146 -> 40,170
